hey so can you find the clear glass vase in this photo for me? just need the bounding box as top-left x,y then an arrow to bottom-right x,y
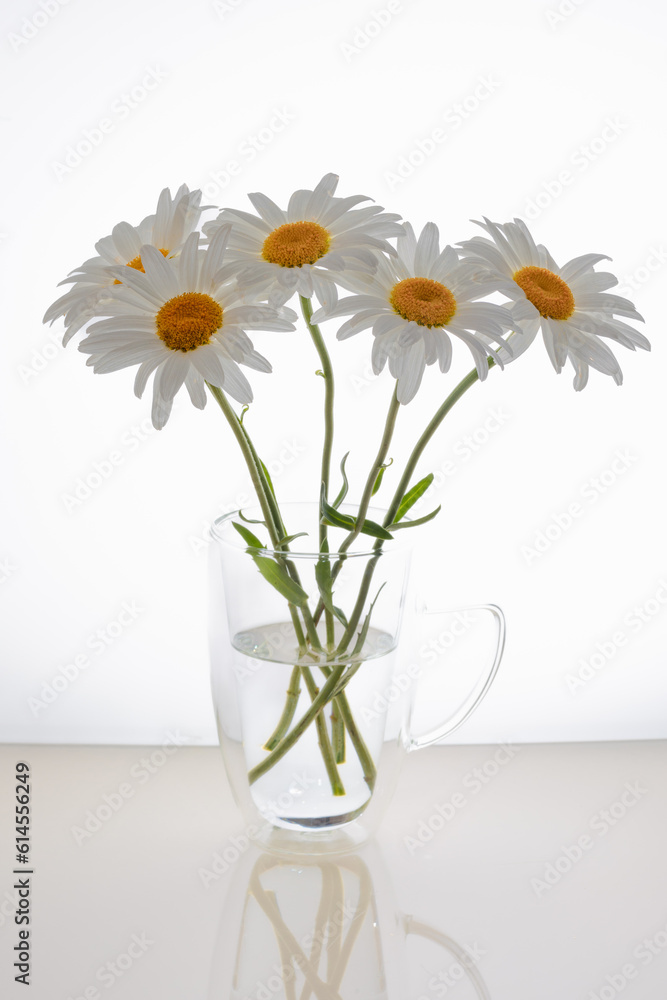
209,503 -> 504,854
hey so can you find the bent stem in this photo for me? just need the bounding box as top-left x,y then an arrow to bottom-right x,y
263,665 -> 302,751
249,660 -> 350,785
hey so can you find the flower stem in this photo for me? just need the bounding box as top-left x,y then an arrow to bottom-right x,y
207,382 -> 309,654
207,383 -> 280,544
263,665 -> 302,751
382,361 -> 492,527
300,294 -> 337,652
331,697 -> 346,764
335,363 -> 493,653
248,659 -> 350,785
339,384 -> 401,555
301,667 -> 346,796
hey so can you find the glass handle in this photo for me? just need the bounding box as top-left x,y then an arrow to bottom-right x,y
404,917 -> 492,999
407,604 -> 505,751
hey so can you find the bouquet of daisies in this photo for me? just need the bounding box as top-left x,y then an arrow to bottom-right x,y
45,174 -> 649,796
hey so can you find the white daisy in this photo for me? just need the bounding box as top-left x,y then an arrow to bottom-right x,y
458,217 -> 650,389
77,226 -> 296,429
203,172 -> 404,310
44,185 -> 207,344
310,222 -> 516,404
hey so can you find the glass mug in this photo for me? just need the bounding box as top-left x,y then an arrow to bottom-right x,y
209,503 -> 505,855
207,844 -> 493,999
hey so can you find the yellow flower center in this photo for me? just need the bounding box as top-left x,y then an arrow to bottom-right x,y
389,277 -> 457,327
155,292 -> 222,352
261,221 -> 331,268
513,265 -> 575,320
114,248 -> 169,284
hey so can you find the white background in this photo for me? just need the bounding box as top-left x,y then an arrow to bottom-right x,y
1,0 -> 665,746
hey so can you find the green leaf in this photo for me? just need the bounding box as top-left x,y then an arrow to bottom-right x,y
332,452 -> 350,509
232,521 -> 265,549
252,556 -> 309,606
389,505 -> 442,531
320,485 -> 394,541
315,559 -> 348,627
351,583 -> 386,658
238,509 -> 266,526
260,460 -> 276,499
372,458 -> 393,496
276,532 -> 309,548
394,473 -> 434,522
239,405 -> 250,425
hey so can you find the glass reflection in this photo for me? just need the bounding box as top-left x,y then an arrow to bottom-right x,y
207,844 -> 491,1000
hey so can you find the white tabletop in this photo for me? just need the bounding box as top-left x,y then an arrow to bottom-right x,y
1,740 -> 665,999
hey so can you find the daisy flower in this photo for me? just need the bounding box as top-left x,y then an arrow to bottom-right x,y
77,226 -> 296,429
203,173 -> 404,310
44,185 -> 206,344
310,222 -> 516,403
458,217 -> 650,389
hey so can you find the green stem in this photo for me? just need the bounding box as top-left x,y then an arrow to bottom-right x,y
249,660 -> 350,785
382,362 -> 491,528
338,384 -> 401,556
334,690 -> 376,791
207,383 -> 281,545
311,385 -> 402,630
207,383 -> 309,655
336,363 -> 493,654
301,294 -> 337,652
301,667 -> 345,796
263,665 -> 302,751
331,696 -> 346,764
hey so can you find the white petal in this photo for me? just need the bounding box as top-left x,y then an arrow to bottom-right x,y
247,192 -> 287,229
178,232 -> 200,291
560,254 -> 611,283
134,354 -> 165,398
185,369 -> 207,409
414,223 -> 440,276
391,339 -> 426,404
111,222 -> 143,263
